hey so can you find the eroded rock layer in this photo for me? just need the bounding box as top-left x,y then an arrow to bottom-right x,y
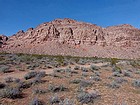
1,18 -> 140,59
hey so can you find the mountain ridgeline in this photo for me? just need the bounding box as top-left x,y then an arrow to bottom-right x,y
1,18 -> 140,59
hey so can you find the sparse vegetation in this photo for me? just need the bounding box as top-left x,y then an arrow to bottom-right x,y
0,86 -> 22,99
30,97 -> 44,105
48,84 -> 68,92
0,53 -> 139,105
108,81 -> 120,89
132,79 -> 140,87
24,71 -> 38,80
0,65 -> 10,73
77,91 -> 100,104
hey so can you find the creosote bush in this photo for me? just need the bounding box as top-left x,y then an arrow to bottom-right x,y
24,71 -> 46,80
24,71 -> 38,80
108,81 -> 120,89
90,76 -> 101,81
0,86 -> 22,99
77,91 -> 100,104
70,79 -> 81,84
132,79 -> 140,87
90,64 -> 100,71
30,97 -> 44,105
49,94 -> 61,104
33,88 -> 47,94
0,65 -> 10,73
112,65 -> 122,73
112,72 -> 122,77
114,77 -> 127,84
123,70 -> 132,77
74,66 -> 80,70
48,84 -> 68,92
81,67 -> 89,72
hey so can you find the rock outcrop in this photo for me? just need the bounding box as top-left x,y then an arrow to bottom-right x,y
1,18 -> 140,59
0,35 -> 8,48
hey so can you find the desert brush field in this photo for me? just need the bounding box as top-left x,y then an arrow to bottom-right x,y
0,53 -> 140,105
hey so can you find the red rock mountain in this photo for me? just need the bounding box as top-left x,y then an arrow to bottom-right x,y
1,18 -> 140,59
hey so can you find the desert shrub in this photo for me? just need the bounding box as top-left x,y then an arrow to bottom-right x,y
30,97 -> 44,105
74,66 -> 80,70
112,66 -> 122,73
27,63 -> 39,70
94,71 -> 100,76
70,79 -> 81,84
77,59 -> 87,65
33,88 -> 47,94
81,67 -> 88,72
13,78 -> 21,83
53,69 -> 65,73
0,56 -> 5,61
31,77 -> 45,85
123,70 -> 132,77
19,54 -> 34,62
90,76 -> 101,81
90,64 -> 100,71
0,82 -> 5,89
45,64 -> 53,69
79,80 -> 93,87
49,94 -> 61,104
4,77 -> 14,83
65,68 -> 72,73
48,84 -> 68,92
59,98 -> 74,105
114,77 -> 127,84
36,71 -> 46,77
18,81 -> 33,89
8,54 -> 19,62
71,70 -> 78,74
0,65 -> 10,73
50,61 -> 60,68
27,65 -> 35,70
130,60 -> 140,68
110,58 -> 118,66
4,77 -> 20,83
24,71 -> 38,80
135,70 -> 140,74
62,60 -> 69,66
77,91 -> 100,104
108,81 -> 120,89
55,55 -> 64,65
112,72 -> 122,77
132,79 -> 140,87
0,87 -> 22,99
82,72 -> 88,77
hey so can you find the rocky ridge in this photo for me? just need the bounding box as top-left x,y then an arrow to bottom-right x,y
1,18 -> 140,59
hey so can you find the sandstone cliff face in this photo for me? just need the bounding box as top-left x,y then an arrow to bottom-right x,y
1,18 -> 140,59
104,24 -> 140,47
7,18 -> 106,47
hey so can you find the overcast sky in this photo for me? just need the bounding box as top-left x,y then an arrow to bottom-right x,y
0,0 -> 140,36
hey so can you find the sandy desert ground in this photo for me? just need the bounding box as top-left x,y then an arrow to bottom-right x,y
0,53 -> 140,105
